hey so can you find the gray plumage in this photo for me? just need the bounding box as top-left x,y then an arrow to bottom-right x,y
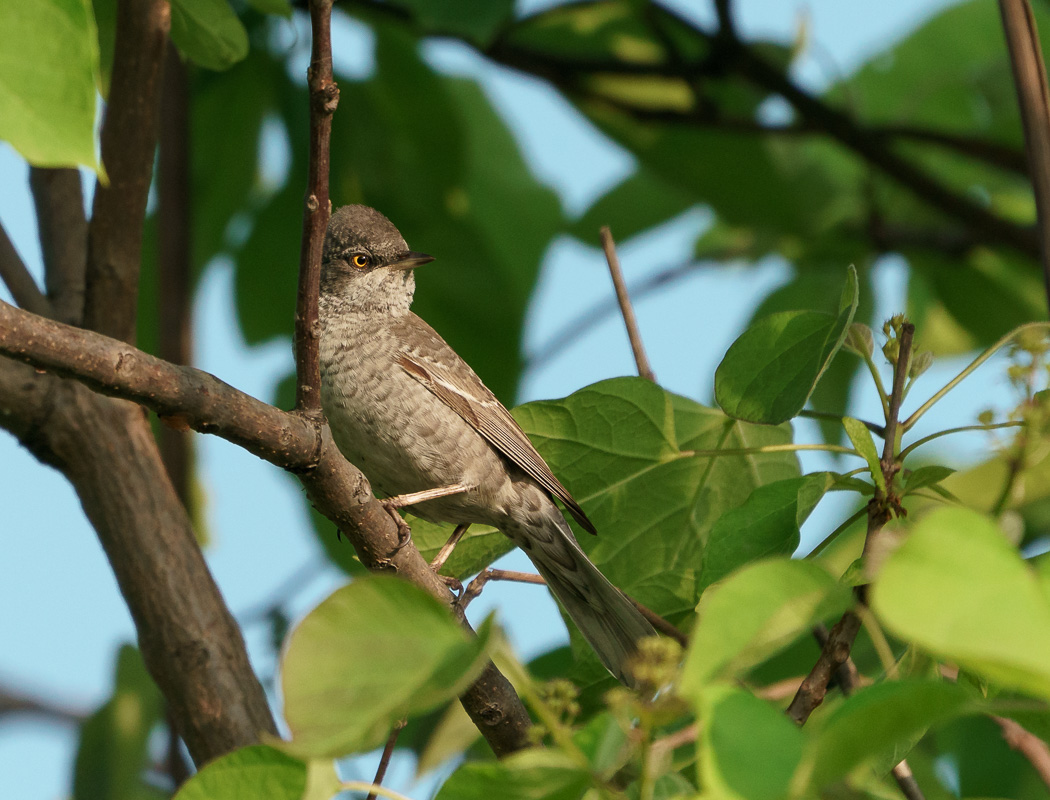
318,204 -> 656,685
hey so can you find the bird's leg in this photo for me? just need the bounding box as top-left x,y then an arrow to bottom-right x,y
379,483 -> 473,552
430,523 -> 471,572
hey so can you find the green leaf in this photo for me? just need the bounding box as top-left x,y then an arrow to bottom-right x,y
434,749 -> 592,800
843,417 -> 884,494
73,645 -> 166,800
569,167 -> 696,244
902,465 -> 955,494
798,680 -> 976,790
395,0 -> 514,46
699,684 -> 803,800
92,0 -> 115,96
514,378 -> 801,629
871,507 -> 1050,700
281,576 -> 495,757
715,266 -> 858,424
173,746 -> 307,800
170,0 -> 249,71
699,473 -> 834,593
245,0 -> 292,17
0,0 -> 99,169
410,516 -> 513,581
680,558 -> 852,694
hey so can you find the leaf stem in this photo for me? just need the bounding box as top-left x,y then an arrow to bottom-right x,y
898,421 -> 1024,459
799,409 -> 885,438
902,322 -> 1050,431
681,443 -> 859,458
861,348 -> 891,419
339,781 -> 416,800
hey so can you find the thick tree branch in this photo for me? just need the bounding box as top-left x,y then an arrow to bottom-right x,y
158,43 -> 194,504
999,0 -> 1050,310
0,299 -> 533,756
83,0 -> 169,342
0,222 -> 51,317
295,0 -> 339,412
29,167 -> 88,325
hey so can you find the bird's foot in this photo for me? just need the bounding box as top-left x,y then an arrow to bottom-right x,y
438,575 -> 464,595
381,483 -> 474,510
379,500 -> 413,551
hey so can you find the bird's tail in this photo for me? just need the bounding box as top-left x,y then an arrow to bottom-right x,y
512,512 -> 657,687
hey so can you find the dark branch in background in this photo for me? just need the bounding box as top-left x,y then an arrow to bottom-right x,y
599,227 -> 656,382
0,684 -> 88,725
999,0 -> 1050,311
0,300 -> 533,757
159,42 -> 195,788
83,0 -> 169,343
295,0 -> 339,412
996,715 -> 1050,790
786,324 -> 915,725
29,167 -> 87,324
158,43 -> 194,506
0,222 -> 51,316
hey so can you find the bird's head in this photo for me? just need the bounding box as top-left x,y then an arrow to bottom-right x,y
320,205 -> 433,314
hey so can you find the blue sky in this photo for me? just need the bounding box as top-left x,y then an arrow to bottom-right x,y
1,1 -> 1019,797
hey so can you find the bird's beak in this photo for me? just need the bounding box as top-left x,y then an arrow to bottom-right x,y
388,251 -> 434,270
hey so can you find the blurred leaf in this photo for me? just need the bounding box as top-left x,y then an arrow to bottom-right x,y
245,0 -> 291,17
937,715 -> 1050,799
700,472 -> 834,593
799,680 -> 976,790
698,684 -> 803,800
172,746 -> 308,800
515,377 -> 800,627
715,266 -> 858,424
73,645 -> 165,800
872,507 -> 1050,699
170,0 -> 249,71
434,749 -> 591,800
569,167 -> 696,244
416,701 -> 481,778
92,0 -> 115,96
680,558 -> 851,693
394,0 -> 514,45
508,0 -> 705,64
843,417 -> 884,493
281,576 -> 495,757
0,0 -> 99,169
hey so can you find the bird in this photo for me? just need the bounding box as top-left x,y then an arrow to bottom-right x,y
318,204 -> 657,686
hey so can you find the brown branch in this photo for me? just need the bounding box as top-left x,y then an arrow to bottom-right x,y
1000,0 -> 1050,310
599,227 -> 656,382
366,720 -> 405,800
295,0 -> 339,412
0,222 -> 51,317
787,322 -> 915,726
0,684 -> 88,725
83,0 -> 169,343
995,715 -> 1050,791
158,43 -> 194,505
29,167 -> 87,324
0,300 -> 533,757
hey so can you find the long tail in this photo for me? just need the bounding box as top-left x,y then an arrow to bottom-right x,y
509,511 -> 657,687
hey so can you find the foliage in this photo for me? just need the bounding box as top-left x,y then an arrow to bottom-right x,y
5,0 -> 1050,799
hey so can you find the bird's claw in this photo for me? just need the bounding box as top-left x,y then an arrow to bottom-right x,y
381,500 -> 413,552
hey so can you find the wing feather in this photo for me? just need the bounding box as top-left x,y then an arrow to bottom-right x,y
395,332 -> 596,534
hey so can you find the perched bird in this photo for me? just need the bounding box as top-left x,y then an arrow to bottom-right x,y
318,205 -> 656,685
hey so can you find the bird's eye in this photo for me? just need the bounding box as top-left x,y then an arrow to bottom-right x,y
351,254 -> 372,269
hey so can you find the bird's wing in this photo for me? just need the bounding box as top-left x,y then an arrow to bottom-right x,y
395,315 -> 596,534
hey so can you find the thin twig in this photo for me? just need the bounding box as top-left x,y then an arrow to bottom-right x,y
0,685 -> 87,724
295,0 -> 339,412
628,596 -> 688,646
785,611 -> 862,725
29,167 -> 86,324
880,323 -> 915,479
995,715 -> 1050,791
430,523 -> 470,572
459,568 -> 547,611
366,720 -> 406,800
999,0 -> 1050,310
599,226 -> 656,382
0,222 -> 51,317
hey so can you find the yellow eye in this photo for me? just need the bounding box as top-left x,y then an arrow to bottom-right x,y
351,254 -> 372,269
